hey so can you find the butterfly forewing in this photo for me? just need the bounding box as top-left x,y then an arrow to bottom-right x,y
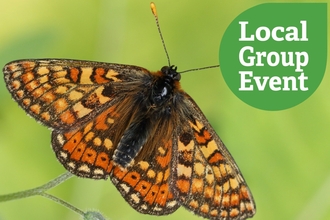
3,59 -> 150,130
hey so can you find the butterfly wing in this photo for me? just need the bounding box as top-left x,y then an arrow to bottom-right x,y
3,59 -> 151,130
170,92 -> 256,219
110,138 -> 180,215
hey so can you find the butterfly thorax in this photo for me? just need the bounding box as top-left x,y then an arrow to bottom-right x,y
151,65 -> 181,107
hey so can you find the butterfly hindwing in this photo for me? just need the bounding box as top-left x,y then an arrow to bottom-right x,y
170,93 -> 256,219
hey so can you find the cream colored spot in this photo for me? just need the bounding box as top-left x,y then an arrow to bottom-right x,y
158,146 -> 165,155
73,102 -> 92,119
153,207 -> 162,211
78,164 -> 90,173
12,70 -> 22,78
167,201 -> 177,208
69,90 -> 83,101
240,202 -> 246,211
67,162 -> 76,169
200,140 -> 218,159
11,80 -> 20,89
104,138 -> 113,150
93,137 -> 102,146
206,167 -> 214,185
147,169 -> 156,179
37,66 -> 50,75
79,67 -> 93,84
105,69 -> 121,82
178,138 -> 194,151
107,118 -> 114,124
59,151 -> 67,159
141,204 -> 148,210
94,86 -> 111,104
94,169 -> 104,175
138,161 -> 150,170
246,202 -> 254,212
120,183 -> 130,193
177,164 -> 192,178
194,162 -> 205,176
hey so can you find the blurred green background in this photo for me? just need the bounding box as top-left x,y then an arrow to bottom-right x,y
0,0 -> 330,219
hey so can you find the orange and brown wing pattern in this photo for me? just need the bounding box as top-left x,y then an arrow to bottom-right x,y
171,94 -> 256,220
3,59 -> 150,130
110,138 -> 180,215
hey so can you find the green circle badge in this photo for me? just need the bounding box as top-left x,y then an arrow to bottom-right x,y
220,3 -> 327,111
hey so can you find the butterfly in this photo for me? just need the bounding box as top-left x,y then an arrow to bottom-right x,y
3,3 -> 256,220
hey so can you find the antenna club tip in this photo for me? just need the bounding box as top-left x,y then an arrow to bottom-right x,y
150,2 -> 158,17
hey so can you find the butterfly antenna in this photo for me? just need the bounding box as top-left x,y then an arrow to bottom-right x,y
150,2 -> 171,66
180,65 -> 220,74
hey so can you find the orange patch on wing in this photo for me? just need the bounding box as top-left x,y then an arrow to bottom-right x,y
191,178 -> 203,193
81,147 -> 97,164
154,184 -> 169,206
21,72 -> 34,84
22,61 -> 35,70
208,152 -> 224,164
41,92 -> 56,103
176,179 -> 190,193
195,129 -> 212,144
231,193 -> 240,206
123,171 -> 141,187
60,110 -> 75,124
30,104 -> 41,114
113,167 -> 128,180
134,180 -> 152,197
70,68 -> 80,82
70,142 -> 87,161
54,98 -> 68,113
63,132 -> 83,153
94,68 -> 110,84
95,152 -> 110,170
144,185 -> 159,205
156,146 -> 171,168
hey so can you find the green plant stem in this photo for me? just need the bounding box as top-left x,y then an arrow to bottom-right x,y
40,192 -> 85,216
0,171 -> 73,202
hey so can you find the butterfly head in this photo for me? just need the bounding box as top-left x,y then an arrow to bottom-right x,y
161,65 -> 181,82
